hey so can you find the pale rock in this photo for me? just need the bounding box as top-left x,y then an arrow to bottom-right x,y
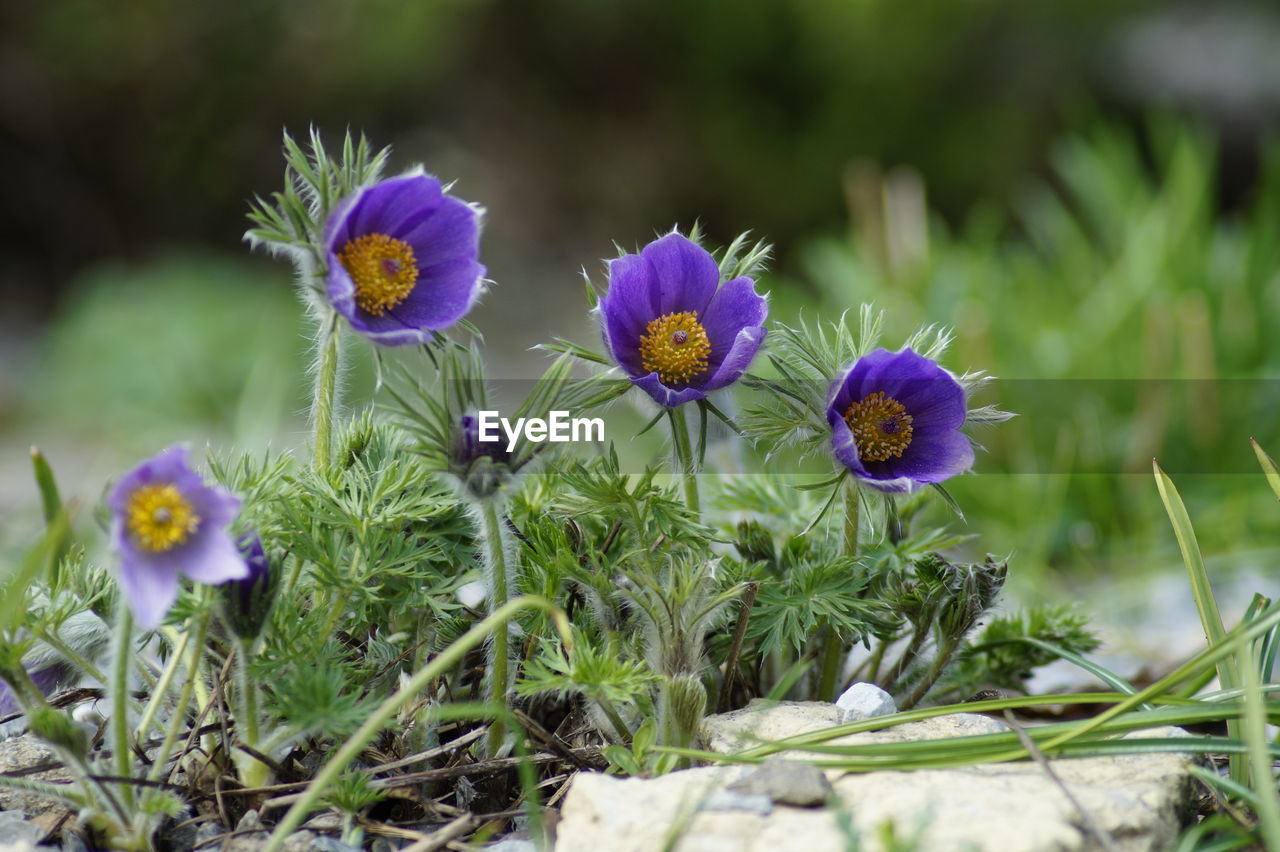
0,735 -> 74,823
558,701 -> 1196,851
726,758 -> 833,807
700,789 -> 774,814
0,841 -> 39,852
0,813 -> 43,846
834,682 -> 896,724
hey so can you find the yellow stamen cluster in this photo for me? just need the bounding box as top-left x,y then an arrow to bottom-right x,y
844,391 -> 914,462
639,311 -> 711,386
338,233 -> 419,316
126,484 -> 200,553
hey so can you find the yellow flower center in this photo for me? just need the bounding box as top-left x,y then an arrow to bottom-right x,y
844,391 -> 914,462
126,484 -> 200,553
639,311 -> 711,386
338,233 -> 419,316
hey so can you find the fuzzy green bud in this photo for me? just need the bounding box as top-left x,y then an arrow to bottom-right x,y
661,674 -> 707,749
734,520 -> 775,565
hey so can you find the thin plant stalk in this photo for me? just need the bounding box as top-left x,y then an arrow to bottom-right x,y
817,477 -> 859,700
595,694 -> 633,742
134,627 -> 189,739
235,637 -> 270,788
146,607 -> 210,783
311,311 -> 342,473
900,636 -> 960,710
668,406 -> 700,516
110,606 -> 135,812
479,499 -> 511,753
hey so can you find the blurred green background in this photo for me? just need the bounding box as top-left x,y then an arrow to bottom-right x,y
3,0 -> 1280,632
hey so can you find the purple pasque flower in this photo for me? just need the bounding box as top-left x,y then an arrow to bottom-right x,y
599,232 -> 767,407
827,347 -> 974,494
109,446 -> 248,630
325,171 -> 485,345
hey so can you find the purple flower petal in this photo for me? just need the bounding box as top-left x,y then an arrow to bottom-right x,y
631,373 -> 708,407
118,552 -> 180,631
397,195 -> 480,267
601,254 -> 659,373
887,428 -> 975,483
390,257 -> 487,329
702,325 -> 767,392
700,276 -> 767,368
641,233 -> 720,317
346,174 -> 444,242
176,532 -> 250,585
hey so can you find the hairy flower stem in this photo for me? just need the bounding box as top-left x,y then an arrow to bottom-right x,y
110,606 -> 135,812
479,499 -> 511,754
882,621 -> 930,692
900,636 -> 961,710
817,478 -> 860,700
311,311 -> 343,473
235,637 -> 269,788
134,628 -> 188,739
668,407 -> 700,516
147,607 -> 210,784
594,695 -> 632,742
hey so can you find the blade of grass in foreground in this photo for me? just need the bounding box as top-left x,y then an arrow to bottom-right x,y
1154,460 -> 1243,783
1250,438 -> 1280,502
1237,629 -> 1280,849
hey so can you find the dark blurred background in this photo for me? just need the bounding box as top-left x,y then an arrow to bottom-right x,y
4,0 -> 1280,628
7,0 -> 1279,319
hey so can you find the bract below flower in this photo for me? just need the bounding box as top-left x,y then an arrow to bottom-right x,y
826,347 -> 974,493
451,414 -> 515,500
599,232 -> 767,407
109,446 -> 247,629
325,172 -> 485,345
220,534 -> 275,640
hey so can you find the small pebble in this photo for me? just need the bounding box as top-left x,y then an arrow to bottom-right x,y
834,682 -> 897,724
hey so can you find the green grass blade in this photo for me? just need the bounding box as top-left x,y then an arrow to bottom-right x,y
1189,765 -> 1260,810
0,517 -> 67,632
766,655 -> 815,701
29,446 -> 63,525
1251,438 -> 1280,502
1237,630 -> 1280,849
1154,460 -> 1243,782
1154,461 -> 1229,648
1008,637 -> 1147,704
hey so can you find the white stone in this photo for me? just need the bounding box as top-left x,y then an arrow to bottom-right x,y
558,701 -> 1196,852
457,580 -> 487,608
834,682 -> 897,723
